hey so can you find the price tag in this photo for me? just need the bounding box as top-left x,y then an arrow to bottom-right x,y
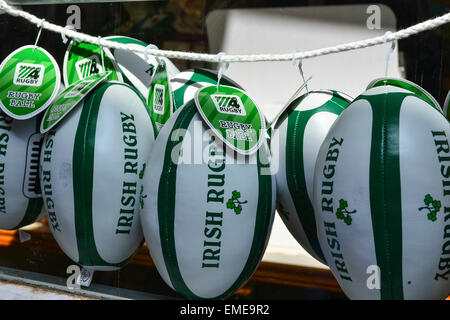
0,45 -> 61,119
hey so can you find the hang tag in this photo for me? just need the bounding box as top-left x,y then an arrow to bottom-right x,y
0,45 -> 61,120
195,85 -> 266,155
171,68 -> 243,111
40,72 -> 110,133
147,62 -> 173,131
63,40 -> 122,87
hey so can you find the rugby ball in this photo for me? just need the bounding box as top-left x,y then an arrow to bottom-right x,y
313,78 -> 450,299
40,81 -> 158,271
105,36 -> 179,98
170,68 -> 243,110
140,100 -> 276,299
0,113 -> 43,229
271,90 -> 351,264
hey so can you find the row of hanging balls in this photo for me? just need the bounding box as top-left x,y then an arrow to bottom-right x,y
0,35 -> 448,300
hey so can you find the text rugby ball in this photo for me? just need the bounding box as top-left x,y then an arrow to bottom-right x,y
170,68 -> 243,111
271,90 -> 351,264
40,81 -> 157,271
140,100 -> 276,299
313,78 -> 450,300
0,113 -> 43,229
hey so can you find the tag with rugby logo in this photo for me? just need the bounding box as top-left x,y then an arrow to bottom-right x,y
63,41 -> 122,87
195,85 -> 265,155
0,45 -> 61,120
171,68 -> 243,111
40,71 -> 111,133
147,62 -> 173,131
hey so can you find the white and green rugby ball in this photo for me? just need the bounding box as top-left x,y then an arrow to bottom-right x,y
313,78 -> 450,300
105,36 -> 179,99
140,100 -> 276,299
40,81 -> 158,271
271,90 -> 351,264
0,113 -> 43,229
170,68 -> 243,111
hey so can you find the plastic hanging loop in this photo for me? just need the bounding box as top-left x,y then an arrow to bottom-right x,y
216,52 -> 229,90
97,35 -> 105,73
33,18 -> 45,52
292,49 -> 309,93
144,44 -> 162,65
61,24 -> 75,44
382,31 -> 396,77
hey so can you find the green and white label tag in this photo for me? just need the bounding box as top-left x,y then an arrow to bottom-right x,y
63,41 -> 122,87
40,72 -> 110,133
147,62 -> 173,131
0,45 -> 61,120
195,85 -> 265,155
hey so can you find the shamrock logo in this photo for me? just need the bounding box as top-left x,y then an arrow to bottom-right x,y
226,190 -> 247,215
336,199 -> 357,226
419,194 -> 441,222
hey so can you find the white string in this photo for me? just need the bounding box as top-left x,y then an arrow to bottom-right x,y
61,24 -> 75,44
32,18 -> 45,52
292,49 -> 309,93
144,44 -> 162,65
216,52 -> 228,89
291,49 -> 298,66
0,0 -> 449,63
383,31 -> 396,77
97,35 -> 105,72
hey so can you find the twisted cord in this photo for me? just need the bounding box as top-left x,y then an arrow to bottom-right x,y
1,0 -> 449,63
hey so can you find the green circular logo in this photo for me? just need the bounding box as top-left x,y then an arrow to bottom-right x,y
0,45 -> 61,119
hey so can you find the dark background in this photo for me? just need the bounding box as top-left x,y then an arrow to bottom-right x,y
1,0 -> 449,104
